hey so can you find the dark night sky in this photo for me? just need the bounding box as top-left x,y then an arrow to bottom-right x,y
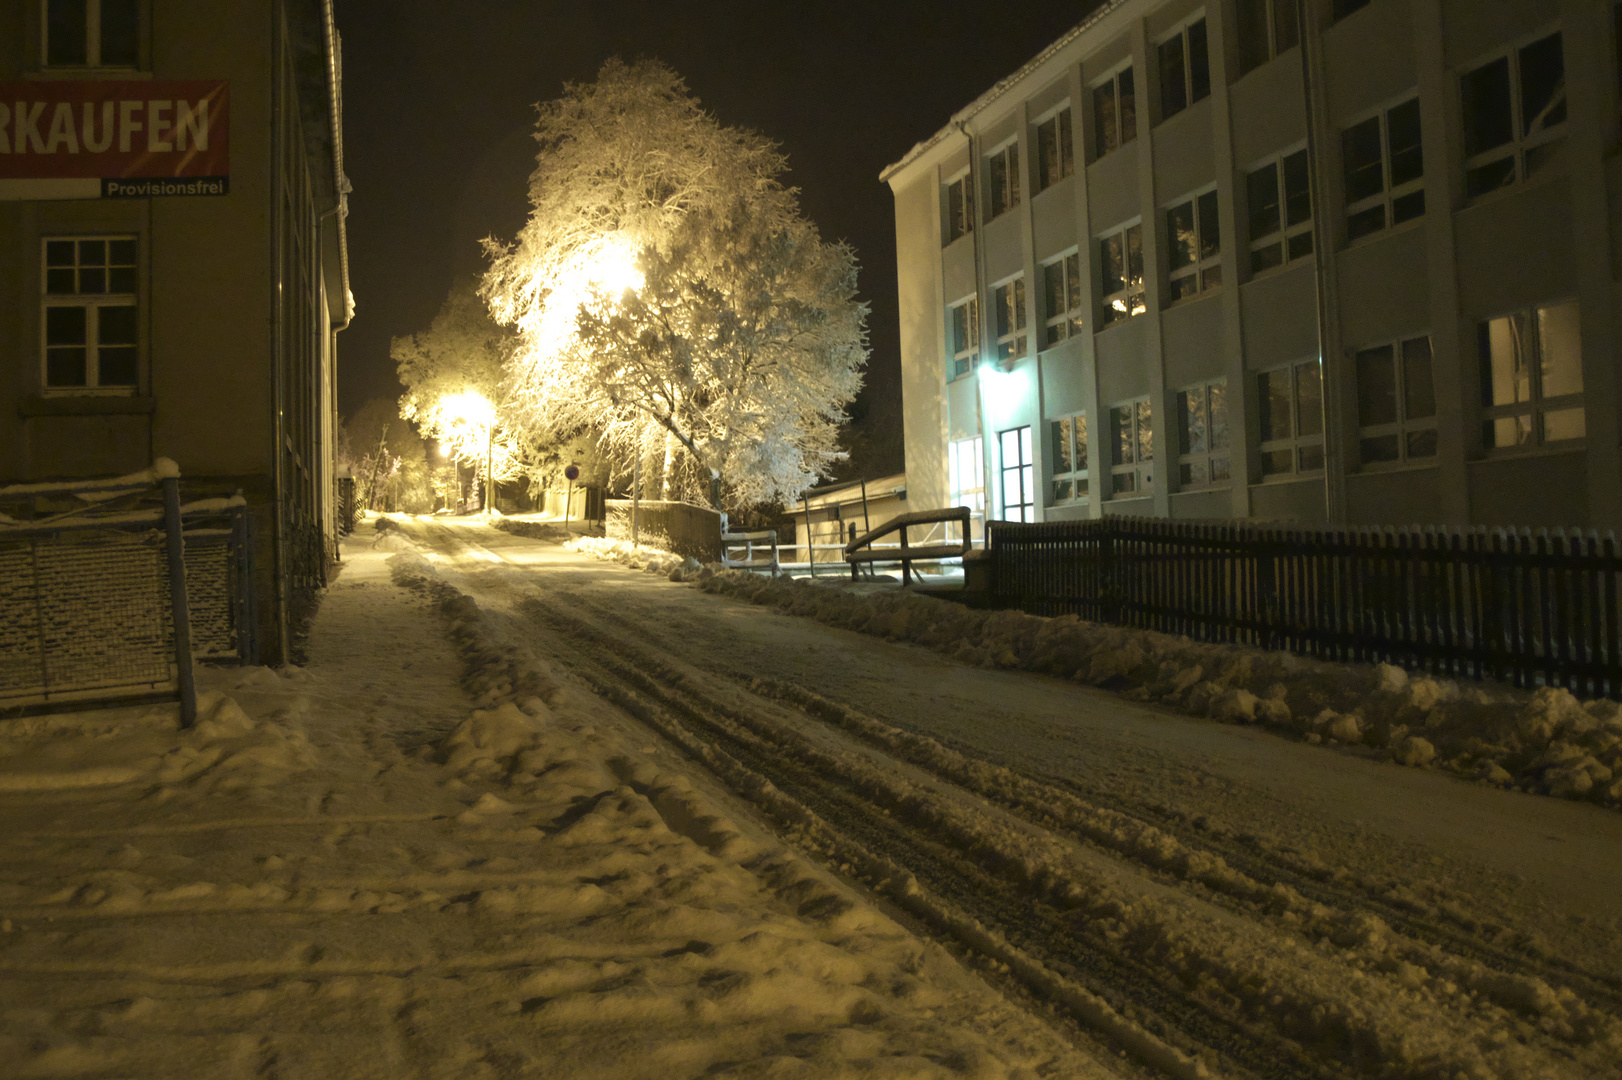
333,1 -> 1101,478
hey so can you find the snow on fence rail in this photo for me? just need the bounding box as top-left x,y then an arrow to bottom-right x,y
0,461 -> 257,719
988,516 -> 1622,698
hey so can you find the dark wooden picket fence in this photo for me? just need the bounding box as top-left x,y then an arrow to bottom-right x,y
987,516 -> 1622,698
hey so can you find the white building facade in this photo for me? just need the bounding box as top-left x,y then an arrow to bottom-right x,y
883,0 -> 1622,531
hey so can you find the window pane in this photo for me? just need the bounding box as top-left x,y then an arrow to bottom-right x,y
1248,163 -> 1281,241
1013,278 -> 1026,329
1487,414 -> 1534,448
1094,81 -> 1118,157
109,265 -> 136,294
1043,261 -> 1065,323
98,304 -> 137,345
1543,407 -> 1585,442
1136,400 -> 1153,462
1481,314 -> 1531,406
989,153 -> 1008,216
46,305 -> 86,346
1286,232 -> 1313,260
1236,0 -> 1270,75
1387,99 -> 1423,186
101,0 -> 140,66
1180,460 -> 1209,486
1167,202 -> 1196,270
952,305 -> 970,354
1075,413 -> 1088,470
1113,472 -> 1138,494
46,347 -> 87,387
1342,117 -> 1384,202
1197,190 -> 1220,259
1356,344 -> 1397,426
1000,428 -> 1020,463
99,347 -> 138,386
1209,382 -> 1229,450
1282,151 -> 1311,227
1274,0 -> 1299,53
1406,429 -> 1438,458
1461,57 -> 1513,157
1159,34 -> 1187,118
1402,337 -> 1435,419
1537,300 -> 1583,398
1111,406 -> 1134,465
1188,20 -> 1211,104
1052,419 -> 1073,473
1465,156 -> 1516,198
1261,448 -> 1293,475
1125,225 -> 1144,285
47,0 -> 88,65
1361,435 -> 1401,463
1298,444 -> 1325,471
1064,254 -> 1081,314
947,181 -> 966,243
1054,479 -> 1073,503
1347,205 -> 1385,241
1100,234 -> 1125,295
1119,67 -> 1136,143
46,268 -> 76,294
1296,361 -> 1323,436
1168,275 -> 1200,302
1519,34 -> 1567,138
46,240 -> 76,266
1251,244 -> 1284,274
1391,190 -> 1425,225
1178,389 -> 1205,454
1059,111 -> 1073,178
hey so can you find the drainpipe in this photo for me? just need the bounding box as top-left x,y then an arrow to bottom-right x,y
958,120 -> 993,537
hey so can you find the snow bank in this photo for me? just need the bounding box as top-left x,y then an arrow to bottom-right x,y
567,534 -> 704,582
679,570 -> 1622,810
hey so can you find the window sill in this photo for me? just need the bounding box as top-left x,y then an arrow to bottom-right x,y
1354,459 -> 1440,475
21,394 -> 154,417
1252,472 -> 1324,485
25,68 -> 151,80
1172,485 -> 1231,495
1342,213 -> 1425,252
1468,442 -> 1586,464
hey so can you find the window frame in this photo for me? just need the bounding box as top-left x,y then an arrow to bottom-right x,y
1049,412 -> 1089,505
1245,145 -> 1313,276
991,275 -> 1027,364
1090,61 -> 1137,161
1235,0 -> 1299,78
1165,186 -> 1222,303
1341,95 -> 1426,243
1256,360 -> 1326,479
1458,28 -> 1567,200
1478,299 -> 1586,452
943,170 -> 974,246
1034,105 -> 1074,193
1097,220 -> 1146,329
41,0 -> 140,70
998,425 -> 1036,523
40,233 -> 140,395
1157,13 -> 1211,124
1354,334 -> 1439,468
1176,379 -> 1231,489
947,295 -> 979,381
1040,250 -> 1085,348
984,138 -> 1022,220
1108,398 -> 1154,497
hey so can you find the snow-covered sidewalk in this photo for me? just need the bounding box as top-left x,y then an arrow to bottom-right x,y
0,532 -> 1096,1079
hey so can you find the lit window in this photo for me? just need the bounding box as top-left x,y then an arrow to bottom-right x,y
43,0 -> 138,68
41,236 -> 138,391
1460,32 -> 1566,198
1035,109 -> 1073,192
1041,253 -> 1084,347
1166,189 -> 1221,302
1257,361 -> 1324,477
1098,222 -> 1145,328
948,296 -> 979,380
1050,413 -> 1088,503
944,172 -> 974,245
1235,0 -> 1298,77
1176,380 -> 1230,487
1480,301 -> 1584,449
1343,98 -> 1424,241
948,436 -> 986,543
1092,65 -> 1137,160
1158,17 -> 1210,122
1109,399 -> 1153,496
1356,335 -> 1437,465
999,426 -> 1035,522
986,141 -> 1021,219
1247,148 -> 1312,274
992,277 -> 1027,363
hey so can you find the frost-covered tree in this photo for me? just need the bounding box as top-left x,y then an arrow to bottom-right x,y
481,58 -> 868,511
340,398 -> 432,513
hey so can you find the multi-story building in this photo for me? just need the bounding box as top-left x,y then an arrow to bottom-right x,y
0,0 -> 353,661
884,0 -> 1620,534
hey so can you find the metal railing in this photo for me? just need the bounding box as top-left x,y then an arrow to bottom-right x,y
845,507 -> 973,585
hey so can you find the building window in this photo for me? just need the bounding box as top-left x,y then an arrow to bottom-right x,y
1176,380 -> 1230,487
944,172 -> 974,245
1109,400 -> 1153,496
999,426 -> 1035,522
1258,361 -> 1324,477
1461,32 -> 1566,199
1343,98 -> 1424,242
1158,17 -> 1211,122
1050,413 -> 1088,503
1167,189 -> 1221,302
1035,108 -> 1074,192
1092,65 -> 1136,160
1331,0 -> 1371,22
948,296 -> 979,380
1098,223 -> 1145,328
1480,301 -> 1584,449
992,277 -> 1027,363
949,436 -> 986,538
1236,0 -> 1299,77
986,140 -> 1021,219
42,236 -> 138,391
44,0 -> 138,68
1041,253 -> 1084,347
1246,148 -> 1311,274
1356,336 -> 1437,465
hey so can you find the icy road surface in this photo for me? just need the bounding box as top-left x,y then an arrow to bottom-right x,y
1,516 -> 1619,1079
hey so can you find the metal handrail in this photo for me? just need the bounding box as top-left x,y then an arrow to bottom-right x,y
844,506 -> 972,584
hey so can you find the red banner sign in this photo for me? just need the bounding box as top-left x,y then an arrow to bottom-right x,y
0,81 -> 229,186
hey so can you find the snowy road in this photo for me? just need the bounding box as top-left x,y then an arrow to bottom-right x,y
406,518 -> 1622,1080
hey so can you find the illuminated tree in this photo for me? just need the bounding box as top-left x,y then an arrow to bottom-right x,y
481,58 -> 868,511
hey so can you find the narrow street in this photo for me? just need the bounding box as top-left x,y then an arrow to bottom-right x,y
1,518 -> 1619,1079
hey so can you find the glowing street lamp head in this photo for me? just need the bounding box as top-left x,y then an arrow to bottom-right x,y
585,235 -> 644,298
442,390 -> 494,428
